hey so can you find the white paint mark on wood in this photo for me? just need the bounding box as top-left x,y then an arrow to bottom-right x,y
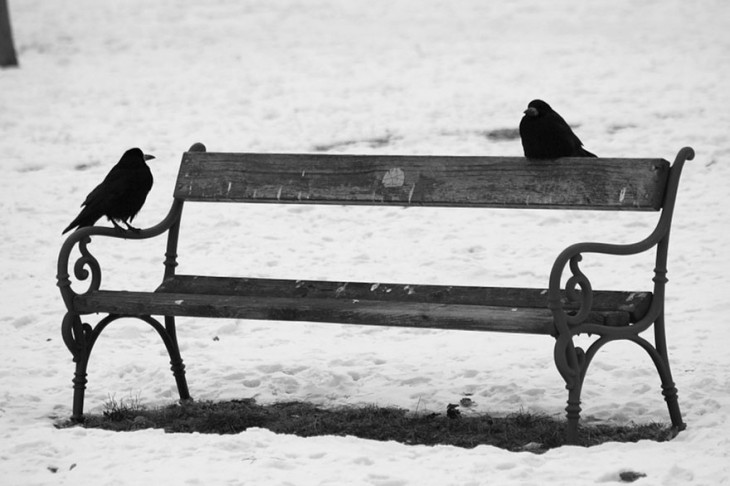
408,184 -> 416,204
371,283 -> 380,291
335,283 -> 348,297
382,168 -> 405,188
227,182 -> 232,194
174,300 -> 184,305
619,187 -> 627,203
277,186 -> 283,200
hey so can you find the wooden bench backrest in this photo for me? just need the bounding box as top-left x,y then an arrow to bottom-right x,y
173,152 -> 671,211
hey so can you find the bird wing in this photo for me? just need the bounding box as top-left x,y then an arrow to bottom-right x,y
78,173 -> 133,221
548,112 -> 595,155
62,178 -> 125,233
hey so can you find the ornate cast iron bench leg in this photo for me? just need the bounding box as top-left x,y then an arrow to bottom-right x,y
633,312 -> 685,432
558,313 -> 686,444
62,312 -> 91,422
61,311 -> 191,421
556,339 -> 587,445
565,385 -> 583,444
164,315 -> 191,402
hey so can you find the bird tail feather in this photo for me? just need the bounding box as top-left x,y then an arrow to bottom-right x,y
578,147 -> 597,157
62,210 -> 98,234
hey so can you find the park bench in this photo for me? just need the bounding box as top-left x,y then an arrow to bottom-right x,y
57,143 -> 694,443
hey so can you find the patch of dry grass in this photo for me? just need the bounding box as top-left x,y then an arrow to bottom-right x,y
57,396 -> 679,453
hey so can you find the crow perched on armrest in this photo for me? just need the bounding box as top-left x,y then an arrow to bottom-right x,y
62,147 -> 154,234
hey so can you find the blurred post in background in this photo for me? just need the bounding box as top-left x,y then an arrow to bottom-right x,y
0,0 -> 18,67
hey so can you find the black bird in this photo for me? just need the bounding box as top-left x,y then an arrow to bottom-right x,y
62,148 -> 154,234
519,99 -> 597,159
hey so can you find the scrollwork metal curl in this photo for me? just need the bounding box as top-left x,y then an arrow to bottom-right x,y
563,254 -> 593,325
56,198 -> 184,311
71,236 -> 102,295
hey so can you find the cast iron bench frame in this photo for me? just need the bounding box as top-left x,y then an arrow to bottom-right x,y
57,143 -> 694,443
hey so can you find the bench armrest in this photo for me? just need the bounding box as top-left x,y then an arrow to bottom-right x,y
547,146 -> 693,336
548,239 -> 661,333
56,199 -> 184,310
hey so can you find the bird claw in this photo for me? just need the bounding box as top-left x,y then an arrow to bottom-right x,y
122,222 -> 141,233
110,221 -> 140,233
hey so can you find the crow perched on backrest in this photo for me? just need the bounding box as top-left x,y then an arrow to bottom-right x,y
62,148 -> 154,234
519,99 -> 597,159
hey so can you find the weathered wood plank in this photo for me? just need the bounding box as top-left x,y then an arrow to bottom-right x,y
72,276 -> 651,331
74,291 -> 555,334
157,275 -> 652,323
173,152 -> 670,210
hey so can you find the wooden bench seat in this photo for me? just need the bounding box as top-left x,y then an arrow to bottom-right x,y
73,276 -> 652,334
57,143 -> 694,444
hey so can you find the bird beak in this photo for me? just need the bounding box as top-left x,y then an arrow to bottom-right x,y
144,154 -> 155,161
523,107 -> 539,117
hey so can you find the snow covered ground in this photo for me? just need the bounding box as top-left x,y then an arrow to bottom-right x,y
1,0 -> 729,484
